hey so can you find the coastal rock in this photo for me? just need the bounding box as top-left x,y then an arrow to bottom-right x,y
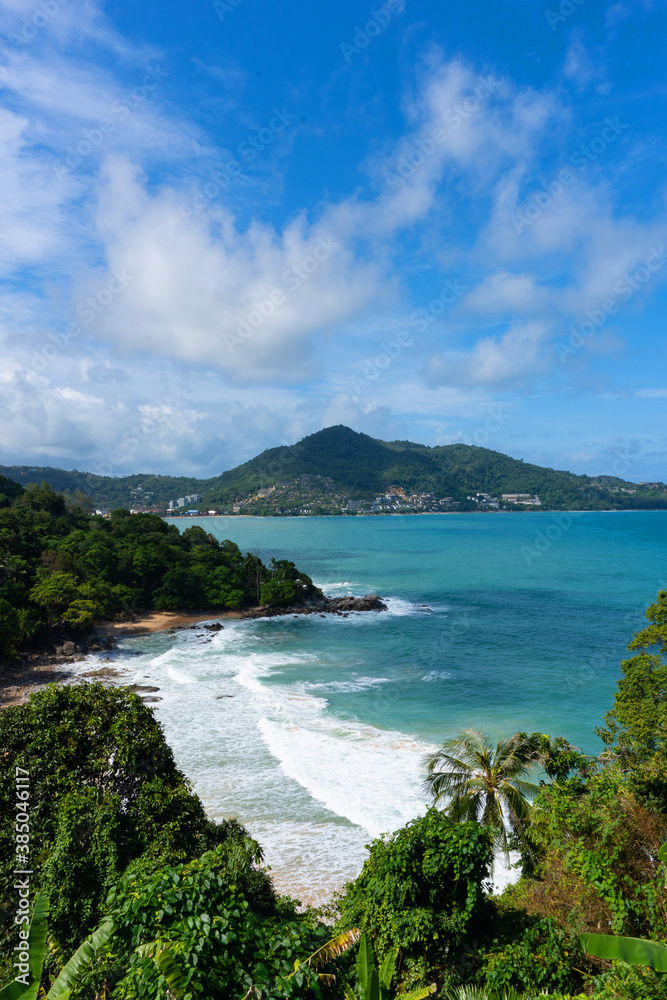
62,641 -> 76,656
240,593 -> 387,620
203,622 -> 224,631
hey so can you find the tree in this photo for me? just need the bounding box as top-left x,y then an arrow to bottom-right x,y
28,572 -> 78,627
336,810 -> 492,990
424,729 -> 542,857
598,589 -> 667,806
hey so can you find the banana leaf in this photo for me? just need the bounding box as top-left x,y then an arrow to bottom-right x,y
379,948 -> 398,991
46,917 -> 116,999
288,928 -> 361,976
580,931 -> 667,971
357,933 -> 375,996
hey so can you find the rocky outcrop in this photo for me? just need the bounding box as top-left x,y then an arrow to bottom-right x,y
240,593 -> 387,620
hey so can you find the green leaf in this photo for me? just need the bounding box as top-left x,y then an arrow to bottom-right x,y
0,894 -> 49,1000
658,842 -> 667,864
357,933 -> 374,995
46,917 -> 116,998
135,940 -> 189,993
399,985 -> 436,1000
367,966 -> 381,1000
378,947 -> 398,990
580,931 -> 667,971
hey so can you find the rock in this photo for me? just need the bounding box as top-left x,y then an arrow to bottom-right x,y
215,694 -> 234,699
128,685 -> 160,693
90,644 -> 101,651
141,696 -> 162,703
203,622 -> 224,631
62,641 -> 76,656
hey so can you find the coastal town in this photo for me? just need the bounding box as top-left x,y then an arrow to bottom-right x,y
99,475 -> 544,517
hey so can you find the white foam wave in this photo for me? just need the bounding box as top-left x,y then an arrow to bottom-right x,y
258,715 -> 429,837
296,677 -> 389,694
422,670 -> 453,682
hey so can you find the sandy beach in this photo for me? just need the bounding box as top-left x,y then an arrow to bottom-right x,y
0,608 -> 238,709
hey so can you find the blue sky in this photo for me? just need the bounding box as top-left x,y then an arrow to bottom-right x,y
0,0 -> 666,480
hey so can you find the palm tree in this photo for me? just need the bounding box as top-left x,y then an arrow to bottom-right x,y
424,728 -> 543,857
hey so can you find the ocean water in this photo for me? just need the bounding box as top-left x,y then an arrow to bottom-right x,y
80,512 -> 667,901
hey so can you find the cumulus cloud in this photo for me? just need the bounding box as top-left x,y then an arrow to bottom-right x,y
425,321 -> 551,388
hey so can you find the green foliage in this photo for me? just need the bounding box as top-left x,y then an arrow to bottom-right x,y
336,809 -> 492,989
5,426 -> 666,512
479,917 -> 577,995
347,933 -> 434,1000
0,489 -> 321,661
104,848 -> 331,1000
0,892 -> 116,1000
580,930 -> 667,970
597,589 -> 667,808
515,767 -> 667,938
424,730 -> 542,857
0,684 -> 277,971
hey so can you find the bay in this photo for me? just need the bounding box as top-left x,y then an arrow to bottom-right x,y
91,512 -> 667,902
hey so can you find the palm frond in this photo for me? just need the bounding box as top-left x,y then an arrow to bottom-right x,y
297,928 -> 361,971
398,984 -> 436,999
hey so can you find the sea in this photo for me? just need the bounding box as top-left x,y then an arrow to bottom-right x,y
79,511 -> 667,902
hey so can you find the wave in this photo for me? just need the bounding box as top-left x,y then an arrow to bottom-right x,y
295,676 -> 390,694
421,670 -> 453,682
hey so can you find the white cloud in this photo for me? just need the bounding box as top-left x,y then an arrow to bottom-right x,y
425,321 -> 550,388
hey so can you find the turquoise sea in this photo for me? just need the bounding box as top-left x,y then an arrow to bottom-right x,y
79,512 -> 667,900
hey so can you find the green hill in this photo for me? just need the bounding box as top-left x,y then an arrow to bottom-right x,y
2,425 -> 666,512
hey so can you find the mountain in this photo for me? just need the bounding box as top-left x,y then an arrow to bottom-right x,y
2,425 -> 666,512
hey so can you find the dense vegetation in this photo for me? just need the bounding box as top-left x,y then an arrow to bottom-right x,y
3,586 -> 667,997
0,684 -> 334,998
4,426 -> 666,511
0,477 -> 320,662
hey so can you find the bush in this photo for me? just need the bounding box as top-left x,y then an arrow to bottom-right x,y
336,809 -> 492,989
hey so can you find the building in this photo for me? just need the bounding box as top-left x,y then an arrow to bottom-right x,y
502,493 -> 541,506
177,497 -> 186,507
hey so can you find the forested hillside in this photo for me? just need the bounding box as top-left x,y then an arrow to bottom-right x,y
0,478 -> 319,662
3,425 -> 666,512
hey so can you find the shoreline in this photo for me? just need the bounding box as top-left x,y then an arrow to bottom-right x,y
0,609 -> 239,709
165,508 -> 667,520
95,608 -> 242,637
0,594 -> 386,708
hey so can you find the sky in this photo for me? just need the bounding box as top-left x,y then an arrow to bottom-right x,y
0,0 -> 666,481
